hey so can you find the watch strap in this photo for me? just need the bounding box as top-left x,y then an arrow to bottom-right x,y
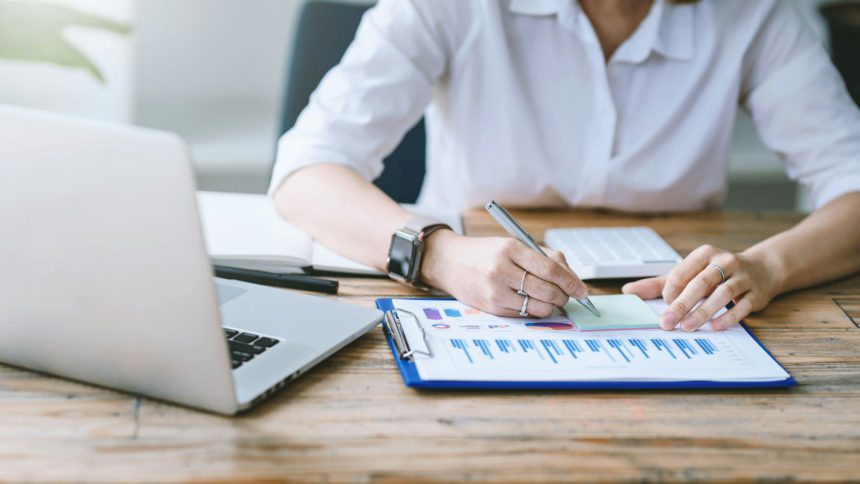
394,216 -> 452,290
404,216 -> 451,240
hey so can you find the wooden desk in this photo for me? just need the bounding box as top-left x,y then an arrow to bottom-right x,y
3,210 -> 859,481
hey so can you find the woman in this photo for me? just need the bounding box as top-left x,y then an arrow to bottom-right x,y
270,0 -> 860,331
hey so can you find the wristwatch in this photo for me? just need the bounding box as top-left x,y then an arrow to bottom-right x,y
387,216 -> 451,288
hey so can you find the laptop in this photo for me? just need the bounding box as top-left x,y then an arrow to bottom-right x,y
0,105 -> 382,415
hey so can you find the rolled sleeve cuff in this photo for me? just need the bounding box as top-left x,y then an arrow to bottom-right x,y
267,132 -> 385,197
809,173 -> 860,210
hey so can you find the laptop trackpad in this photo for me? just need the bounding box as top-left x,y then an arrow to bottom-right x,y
216,282 -> 248,306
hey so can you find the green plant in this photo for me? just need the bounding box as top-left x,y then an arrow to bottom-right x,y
0,0 -> 131,84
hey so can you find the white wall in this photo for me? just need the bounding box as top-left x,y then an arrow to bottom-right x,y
0,0 -> 134,122
135,1 -> 297,104
133,0 -> 304,191
133,0 -> 374,192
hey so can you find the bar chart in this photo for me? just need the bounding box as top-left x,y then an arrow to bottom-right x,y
445,333 -> 752,371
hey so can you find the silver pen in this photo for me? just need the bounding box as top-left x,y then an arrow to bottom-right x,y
485,200 -> 601,317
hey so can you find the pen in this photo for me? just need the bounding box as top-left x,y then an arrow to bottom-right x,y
485,200 -> 601,317
213,265 -> 339,295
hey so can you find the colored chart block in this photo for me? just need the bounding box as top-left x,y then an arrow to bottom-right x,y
423,308 -> 442,320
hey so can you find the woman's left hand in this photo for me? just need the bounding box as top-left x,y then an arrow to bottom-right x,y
621,244 -> 782,331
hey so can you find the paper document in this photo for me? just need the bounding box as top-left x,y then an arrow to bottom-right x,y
392,298 -> 790,383
198,191 -> 312,272
564,294 -> 661,330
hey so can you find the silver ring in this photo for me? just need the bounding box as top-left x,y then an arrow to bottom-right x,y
517,270 -> 529,296
709,263 -> 726,284
519,294 -> 530,316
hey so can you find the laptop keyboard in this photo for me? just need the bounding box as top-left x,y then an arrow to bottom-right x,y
224,327 -> 281,370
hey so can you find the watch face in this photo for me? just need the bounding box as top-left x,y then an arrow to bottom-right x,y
387,233 -> 415,278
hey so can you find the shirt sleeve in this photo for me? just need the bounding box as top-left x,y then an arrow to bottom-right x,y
741,1 -> 860,210
268,0 -> 473,196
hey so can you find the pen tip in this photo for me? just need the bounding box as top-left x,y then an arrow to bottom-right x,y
582,299 -> 601,317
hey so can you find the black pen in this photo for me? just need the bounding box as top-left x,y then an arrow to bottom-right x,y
213,265 -> 338,295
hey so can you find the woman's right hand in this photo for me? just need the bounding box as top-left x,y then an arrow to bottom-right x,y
419,230 -> 589,318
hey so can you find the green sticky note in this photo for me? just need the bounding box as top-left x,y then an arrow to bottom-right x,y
564,294 -> 661,331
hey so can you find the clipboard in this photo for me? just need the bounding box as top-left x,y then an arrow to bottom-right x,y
377,297 -> 797,390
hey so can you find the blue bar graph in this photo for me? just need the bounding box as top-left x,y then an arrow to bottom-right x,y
695,338 -> 717,355
444,308 -> 462,318
446,335 -> 728,368
673,338 -> 701,359
496,339 -> 514,353
599,340 -> 617,362
628,338 -> 650,358
540,339 -> 563,364
473,339 -> 494,359
652,338 -> 676,359
562,339 -> 582,359
450,339 -> 473,363
607,339 -> 631,362
517,339 -> 544,360
687,340 -> 698,355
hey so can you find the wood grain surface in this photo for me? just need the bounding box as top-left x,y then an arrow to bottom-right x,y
3,209 -> 859,482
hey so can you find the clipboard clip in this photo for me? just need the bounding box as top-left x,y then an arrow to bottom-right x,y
383,309 -> 432,360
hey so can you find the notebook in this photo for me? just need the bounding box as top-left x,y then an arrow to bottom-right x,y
376,296 -> 795,389
197,191 -> 463,276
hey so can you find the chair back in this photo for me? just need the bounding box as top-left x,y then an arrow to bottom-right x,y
278,0 -> 426,202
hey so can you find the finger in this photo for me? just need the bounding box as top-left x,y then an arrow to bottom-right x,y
660,265 -> 724,330
622,275 -> 666,300
483,250 -> 561,318
544,248 -> 573,271
711,294 -> 754,331
662,245 -> 717,304
499,260 -> 568,307
490,306 -> 530,319
678,276 -> 750,332
498,290 -> 556,319
509,244 -> 587,299
514,272 -> 569,307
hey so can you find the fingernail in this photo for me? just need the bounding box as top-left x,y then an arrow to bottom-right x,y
711,320 -> 724,331
660,313 -> 677,330
661,312 -> 678,325
681,319 -> 697,332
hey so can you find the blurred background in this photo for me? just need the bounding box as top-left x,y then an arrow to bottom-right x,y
0,0 -> 856,211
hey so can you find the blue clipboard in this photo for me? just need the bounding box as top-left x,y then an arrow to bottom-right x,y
376,297 -> 796,390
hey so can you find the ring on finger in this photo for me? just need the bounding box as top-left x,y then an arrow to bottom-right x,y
518,270 -> 529,296
709,263 -> 727,284
519,293 -> 530,316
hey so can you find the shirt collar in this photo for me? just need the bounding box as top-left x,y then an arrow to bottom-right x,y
507,0 -> 694,63
508,0 -> 568,16
653,0 -> 694,61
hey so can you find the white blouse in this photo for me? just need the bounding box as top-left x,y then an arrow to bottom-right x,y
269,0 -> 860,212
